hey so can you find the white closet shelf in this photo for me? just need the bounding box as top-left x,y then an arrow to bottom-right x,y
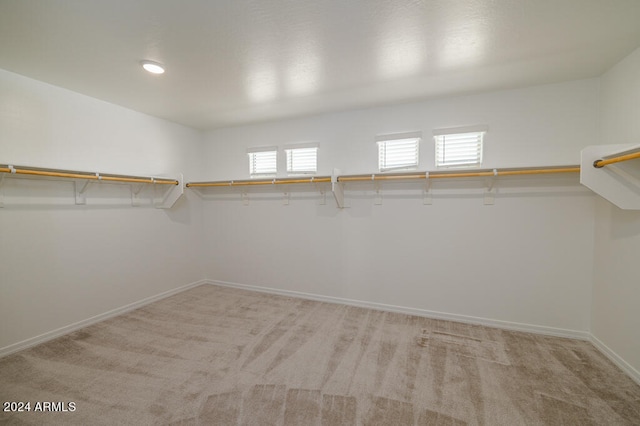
0,164 -> 183,209
186,176 -> 332,187
187,166 -> 581,208
581,144 -> 640,210
186,166 -> 580,188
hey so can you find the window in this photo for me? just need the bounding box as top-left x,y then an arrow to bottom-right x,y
285,145 -> 318,175
434,126 -> 486,168
247,147 -> 277,177
376,132 -> 421,172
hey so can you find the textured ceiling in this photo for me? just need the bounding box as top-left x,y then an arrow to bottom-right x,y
1,0 -> 640,130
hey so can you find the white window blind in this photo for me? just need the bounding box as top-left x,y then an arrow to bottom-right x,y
377,137 -> 420,172
435,131 -> 484,168
248,148 -> 277,177
285,146 -> 317,174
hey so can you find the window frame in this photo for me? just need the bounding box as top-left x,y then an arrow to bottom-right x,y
376,131 -> 421,172
247,146 -> 278,178
284,143 -> 319,175
433,126 -> 487,169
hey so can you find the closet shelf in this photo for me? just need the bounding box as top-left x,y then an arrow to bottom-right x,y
581,144 -> 640,210
186,176 -> 332,187
187,165 -> 580,208
0,164 -> 183,208
187,166 -> 580,188
0,165 -> 179,185
336,166 -> 580,182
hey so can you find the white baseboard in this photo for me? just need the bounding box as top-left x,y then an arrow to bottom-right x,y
0,279 -> 208,358
590,334 -> 640,386
206,279 -> 591,341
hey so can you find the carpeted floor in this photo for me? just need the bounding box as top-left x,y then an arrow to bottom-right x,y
1,284 -> 639,425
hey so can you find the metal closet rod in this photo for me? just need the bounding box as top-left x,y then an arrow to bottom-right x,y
593,150 -> 640,168
0,166 -> 179,185
186,166 -> 581,187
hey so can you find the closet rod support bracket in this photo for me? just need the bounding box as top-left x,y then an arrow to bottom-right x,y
581,144 -> 640,210
374,181 -> 382,205
0,174 -> 4,208
423,173 -> 432,205
484,169 -> 498,205
131,183 -> 145,207
331,168 -> 346,208
74,179 -> 92,205
154,173 -> 183,209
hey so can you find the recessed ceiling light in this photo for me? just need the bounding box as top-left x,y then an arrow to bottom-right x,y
141,60 -> 165,74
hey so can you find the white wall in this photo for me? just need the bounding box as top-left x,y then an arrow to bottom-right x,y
593,47 -> 640,376
0,69 -> 205,350
202,79 -> 599,335
204,79 -> 599,180
4,54 -> 637,378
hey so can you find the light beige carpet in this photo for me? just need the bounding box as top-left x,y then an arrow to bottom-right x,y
1,284 -> 639,425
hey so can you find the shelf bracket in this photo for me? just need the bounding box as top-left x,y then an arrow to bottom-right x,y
484,169 -> 498,205
0,173 -> 5,208
606,164 -> 640,189
374,178 -> 382,205
131,183 -> 145,207
423,172 -> 432,205
331,169 -> 345,208
74,177 -> 93,205
153,173 -> 184,209
581,144 -> 640,210
312,177 -> 327,205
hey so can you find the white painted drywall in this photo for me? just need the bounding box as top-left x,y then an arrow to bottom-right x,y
0,69 -> 205,350
593,46 -> 640,376
201,79 -> 599,333
204,79 -> 599,180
